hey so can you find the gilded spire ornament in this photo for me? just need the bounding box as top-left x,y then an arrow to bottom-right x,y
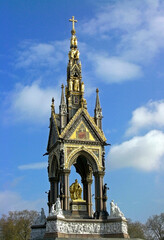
69,16 -> 77,35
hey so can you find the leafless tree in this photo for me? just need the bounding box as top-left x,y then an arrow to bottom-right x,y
145,213 -> 164,240
128,218 -> 146,239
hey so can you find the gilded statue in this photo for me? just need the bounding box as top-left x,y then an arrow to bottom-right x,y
70,35 -> 77,47
81,82 -> 84,93
74,79 -> 80,91
69,179 -> 82,201
69,79 -> 73,91
69,49 -> 79,60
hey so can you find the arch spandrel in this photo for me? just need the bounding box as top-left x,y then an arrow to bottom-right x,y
65,146 -> 101,172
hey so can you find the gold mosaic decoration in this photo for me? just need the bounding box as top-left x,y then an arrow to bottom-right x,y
69,121 -> 95,141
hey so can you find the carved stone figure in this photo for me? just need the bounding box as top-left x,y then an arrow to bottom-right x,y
69,179 -> 82,200
110,200 -> 115,216
110,200 -> 125,218
46,219 -> 127,235
103,183 -> 109,201
33,208 -> 46,225
102,151 -> 105,167
50,198 -> 64,218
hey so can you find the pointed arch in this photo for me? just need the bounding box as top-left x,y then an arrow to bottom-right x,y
49,154 -> 59,178
66,147 -> 100,173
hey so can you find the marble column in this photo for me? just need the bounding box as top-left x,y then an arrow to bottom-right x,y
87,178 -> 93,217
82,178 -> 93,217
59,174 -> 64,210
94,171 -> 104,218
49,177 -> 59,205
62,169 -> 70,211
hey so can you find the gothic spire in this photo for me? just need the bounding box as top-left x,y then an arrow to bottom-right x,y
95,88 -> 101,109
66,16 -> 87,120
59,84 -> 67,132
60,84 -> 66,106
94,88 -> 103,129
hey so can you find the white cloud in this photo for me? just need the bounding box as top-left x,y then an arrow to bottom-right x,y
18,162 -> 47,170
81,0 -> 164,63
15,40 -> 69,70
126,100 -> 164,136
93,55 -> 142,83
7,81 -> 60,124
120,15 -> 164,63
107,130 -> 164,171
0,191 -> 47,215
81,1 -> 143,35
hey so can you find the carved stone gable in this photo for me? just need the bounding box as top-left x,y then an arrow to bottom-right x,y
60,108 -> 106,143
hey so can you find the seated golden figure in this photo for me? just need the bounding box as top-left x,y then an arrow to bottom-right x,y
69,179 -> 82,201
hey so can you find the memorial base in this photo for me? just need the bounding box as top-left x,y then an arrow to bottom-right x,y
44,238 -> 143,240
31,223 -> 46,240
44,216 -> 130,239
70,200 -> 88,219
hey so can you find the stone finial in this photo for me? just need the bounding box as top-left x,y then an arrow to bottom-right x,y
51,97 -> 55,112
60,84 -> 66,105
95,88 -> 101,109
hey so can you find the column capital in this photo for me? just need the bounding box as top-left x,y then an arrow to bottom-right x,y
93,171 -> 105,177
60,169 -> 70,175
81,178 -> 93,184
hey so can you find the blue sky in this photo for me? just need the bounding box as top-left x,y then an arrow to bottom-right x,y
0,0 -> 164,223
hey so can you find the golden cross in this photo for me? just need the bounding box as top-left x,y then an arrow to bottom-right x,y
69,16 -> 77,31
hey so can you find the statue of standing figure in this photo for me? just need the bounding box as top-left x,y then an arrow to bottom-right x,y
74,79 -> 80,91
103,183 -> 109,201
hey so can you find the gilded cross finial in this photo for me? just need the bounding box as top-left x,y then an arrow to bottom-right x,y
69,16 -> 77,34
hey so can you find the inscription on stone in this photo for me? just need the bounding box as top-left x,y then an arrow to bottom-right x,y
72,204 -> 87,211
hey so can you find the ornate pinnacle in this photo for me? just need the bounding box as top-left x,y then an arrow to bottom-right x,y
60,84 -> 66,106
51,97 -> 55,112
81,98 -> 85,109
95,88 -> 101,109
69,16 -> 77,35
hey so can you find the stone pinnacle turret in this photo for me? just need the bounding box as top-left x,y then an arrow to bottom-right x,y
94,88 -> 103,129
